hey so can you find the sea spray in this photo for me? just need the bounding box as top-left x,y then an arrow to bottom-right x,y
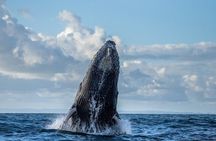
46,115 -> 65,129
119,119 -> 132,135
47,115 -> 132,135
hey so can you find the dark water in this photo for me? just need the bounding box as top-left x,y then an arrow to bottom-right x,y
0,114 -> 216,141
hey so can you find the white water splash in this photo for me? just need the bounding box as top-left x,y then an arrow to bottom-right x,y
46,116 -> 65,129
47,115 -> 132,135
46,96 -> 132,135
119,119 -> 132,135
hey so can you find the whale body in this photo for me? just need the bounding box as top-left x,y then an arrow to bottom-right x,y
62,40 -> 121,134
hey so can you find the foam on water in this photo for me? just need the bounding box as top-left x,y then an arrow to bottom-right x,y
47,115 -> 132,135
119,119 -> 132,135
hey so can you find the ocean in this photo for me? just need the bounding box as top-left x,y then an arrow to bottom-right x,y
0,113 -> 216,141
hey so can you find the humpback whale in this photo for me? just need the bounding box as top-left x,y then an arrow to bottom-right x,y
61,40 -> 121,134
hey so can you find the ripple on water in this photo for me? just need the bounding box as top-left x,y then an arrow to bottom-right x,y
0,114 -> 216,140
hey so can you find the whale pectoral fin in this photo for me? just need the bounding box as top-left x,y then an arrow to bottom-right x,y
64,106 -> 76,123
111,112 -> 120,125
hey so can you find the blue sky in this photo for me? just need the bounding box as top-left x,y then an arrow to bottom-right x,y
5,0 -> 216,44
0,0 -> 216,113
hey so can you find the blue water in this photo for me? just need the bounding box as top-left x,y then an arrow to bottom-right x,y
0,114 -> 216,141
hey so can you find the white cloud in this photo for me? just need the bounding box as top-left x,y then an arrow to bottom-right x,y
155,67 -> 166,77
136,79 -> 161,96
0,5 -> 106,80
51,72 -> 81,82
58,10 -> 81,32
119,42 -> 216,103
36,88 -> 71,98
0,69 -> 44,80
122,60 -> 142,68
205,77 -> 216,99
1,0 -> 216,113
13,46 -> 44,66
55,10 -> 121,61
183,74 -> 198,83
183,74 -> 201,92
124,42 -> 216,61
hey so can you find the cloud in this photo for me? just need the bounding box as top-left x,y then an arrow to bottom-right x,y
119,42 -> 216,103
0,0 -> 216,113
155,67 -> 166,77
0,69 -> 44,80
56,10 -> 122,61
183,74 -> 200,91
124,42 -> 216,61
51,72 -> 81,82
0,4 -> 119,81
56,10 -> 105,60
0,1 -> 121,112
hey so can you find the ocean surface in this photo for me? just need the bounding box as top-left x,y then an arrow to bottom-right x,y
0,114 -> 216,141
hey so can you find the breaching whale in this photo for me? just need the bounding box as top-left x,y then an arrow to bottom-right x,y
61,40 -> 121,134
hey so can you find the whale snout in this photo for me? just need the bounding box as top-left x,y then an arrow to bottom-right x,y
93,40 -> 119,71
105,40 -> 116,47
104,40 -> 117,56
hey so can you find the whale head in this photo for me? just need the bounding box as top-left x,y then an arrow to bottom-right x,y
93,40 -> 119,72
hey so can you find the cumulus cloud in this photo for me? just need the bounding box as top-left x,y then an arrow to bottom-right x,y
0,1 -> 122,111
183,74 -> 200,92
1,0 -> 216,113
124,42 -> 216,61
0,3 -> 120,82
56,10 -> 106,60
119,42 -> 216,103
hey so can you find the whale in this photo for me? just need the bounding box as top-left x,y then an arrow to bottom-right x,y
62,40 -> 121,134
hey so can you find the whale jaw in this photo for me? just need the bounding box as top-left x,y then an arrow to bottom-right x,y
62,40 -> 120,133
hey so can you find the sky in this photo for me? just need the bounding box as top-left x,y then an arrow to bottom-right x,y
0,0 -> 216,113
